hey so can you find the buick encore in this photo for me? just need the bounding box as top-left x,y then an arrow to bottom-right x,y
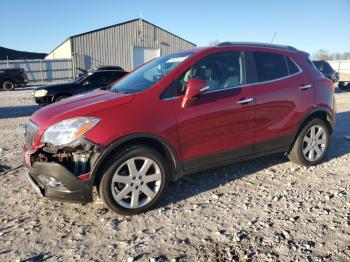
23,42 -> 336,215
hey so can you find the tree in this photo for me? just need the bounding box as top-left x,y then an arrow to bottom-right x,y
313,49 -> 350,60
208,40 -> 220,46
313,49 -> 332,60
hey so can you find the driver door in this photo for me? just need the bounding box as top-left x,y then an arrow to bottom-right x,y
173,51 -> 255,170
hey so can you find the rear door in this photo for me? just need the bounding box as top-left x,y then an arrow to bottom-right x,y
172,51 -> 255,170
249,51 -> 313,152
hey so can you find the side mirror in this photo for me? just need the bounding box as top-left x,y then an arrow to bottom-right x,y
182,79 -> 208,108
82,80 -> 91,86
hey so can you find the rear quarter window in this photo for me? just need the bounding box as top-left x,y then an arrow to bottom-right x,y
253,52 -> 288,82
286,57 -> 300,75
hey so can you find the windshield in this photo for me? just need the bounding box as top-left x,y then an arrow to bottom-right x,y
73,72 -> 93,83
111,52 -> 193,94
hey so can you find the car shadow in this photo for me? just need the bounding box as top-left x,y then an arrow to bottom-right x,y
0,105 -> 38,119
328,110 -> 350,159
0,163 -> 11,174
161,153 -> 287,208
335,88 -> 349,94
159,110 -> 350,209
21,252 -> 52,262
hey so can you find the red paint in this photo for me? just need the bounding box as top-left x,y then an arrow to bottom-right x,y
25,44 -> 335,167
78,172 -> 91,181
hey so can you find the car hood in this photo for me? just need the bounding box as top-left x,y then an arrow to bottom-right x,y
34,82 -> 76,91
31,89 -> 135,129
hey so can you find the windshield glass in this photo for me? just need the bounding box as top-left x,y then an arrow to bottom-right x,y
73,72 -> 93,83
111,52 -> 193,94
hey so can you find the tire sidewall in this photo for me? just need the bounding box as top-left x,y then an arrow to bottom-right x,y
99,145 -> 169,215
296,119 -> 330,166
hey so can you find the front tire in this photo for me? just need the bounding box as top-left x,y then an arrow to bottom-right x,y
2,80 -> 15,91
288,118 -> 330,166
55,95 -> 69,102
99,145 -> 169,215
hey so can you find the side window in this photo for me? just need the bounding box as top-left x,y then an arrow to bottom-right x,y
286,57 -> 300,75
178,51 -> 246,95
105,72 -> 121,83
253,52 -> 288,82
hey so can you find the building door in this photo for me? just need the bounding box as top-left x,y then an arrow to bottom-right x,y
133,47 -> 160,69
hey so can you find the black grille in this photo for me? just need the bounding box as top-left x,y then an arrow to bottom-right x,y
24,122 -> 39,148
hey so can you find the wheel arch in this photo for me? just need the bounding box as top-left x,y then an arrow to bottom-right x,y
91,133 -> 181,185
53,92 -> 72,102
288,107 -> 335,153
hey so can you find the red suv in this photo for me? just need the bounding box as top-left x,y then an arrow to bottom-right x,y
23,42 -> 335,215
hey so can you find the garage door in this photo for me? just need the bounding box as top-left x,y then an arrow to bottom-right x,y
133,47 -> 160,69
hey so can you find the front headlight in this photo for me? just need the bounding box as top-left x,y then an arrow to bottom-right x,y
34,89 -> 48,97
41,117 -> 100,146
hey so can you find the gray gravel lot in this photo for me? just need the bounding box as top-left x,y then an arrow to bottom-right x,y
0,87 -> 349,261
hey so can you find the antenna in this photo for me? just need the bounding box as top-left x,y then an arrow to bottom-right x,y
139,10 -> 143,21
270,32 -> 277,44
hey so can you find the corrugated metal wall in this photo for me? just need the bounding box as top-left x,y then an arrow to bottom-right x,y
0,59 -> 73,83
72,19 -> 195,71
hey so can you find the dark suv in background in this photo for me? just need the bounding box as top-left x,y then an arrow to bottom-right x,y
24,42 -> 335,215
33,69 -> 128,105
313,60 -> 339,83
0,68 -> 29,90
76,65 -> 125,78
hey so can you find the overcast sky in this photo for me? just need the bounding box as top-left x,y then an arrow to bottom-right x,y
1,0 -> 349,55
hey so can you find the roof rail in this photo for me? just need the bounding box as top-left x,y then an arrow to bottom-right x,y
217,42 -> 298,52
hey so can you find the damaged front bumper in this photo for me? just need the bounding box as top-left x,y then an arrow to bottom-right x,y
23,138 -> 103,203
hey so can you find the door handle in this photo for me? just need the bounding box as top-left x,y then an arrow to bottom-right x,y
237,98 -> 255,104
299,84 -> 312,90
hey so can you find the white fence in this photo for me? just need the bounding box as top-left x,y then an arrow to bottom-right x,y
0,59 -> 74,83
328,60 -> 350,81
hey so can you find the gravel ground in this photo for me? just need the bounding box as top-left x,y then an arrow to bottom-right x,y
0,87 -> 349,262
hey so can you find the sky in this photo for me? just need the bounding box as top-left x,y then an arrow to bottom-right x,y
0,0 -> 349,55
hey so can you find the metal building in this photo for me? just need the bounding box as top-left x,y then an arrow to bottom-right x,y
46,18 -> 196,72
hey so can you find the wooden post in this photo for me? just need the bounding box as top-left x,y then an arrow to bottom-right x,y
40,60 -> 44,84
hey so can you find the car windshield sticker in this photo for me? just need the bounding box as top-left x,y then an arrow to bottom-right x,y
166,56 -> 190,63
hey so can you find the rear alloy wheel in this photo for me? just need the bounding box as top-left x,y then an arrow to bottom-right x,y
288,118 -> 330,166
2,80 -> 15,91
302,125 -> 327,162
99,145 -> 169,215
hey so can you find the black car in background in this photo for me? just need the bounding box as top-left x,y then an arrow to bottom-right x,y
76,66 -> 125,78
33,69 -> 128,106
0,68 -> 29,90
313,60 -> 339,83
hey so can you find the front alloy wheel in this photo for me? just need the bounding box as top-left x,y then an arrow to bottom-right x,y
111,157 -> 162,209
99,145 -> 169,215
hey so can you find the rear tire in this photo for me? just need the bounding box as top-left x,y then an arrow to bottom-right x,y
98,145 -> 169,215
288,118 -> 330,166
2,80 -> 15,91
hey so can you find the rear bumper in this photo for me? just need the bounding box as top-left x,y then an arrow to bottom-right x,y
25,162 -> 93,203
